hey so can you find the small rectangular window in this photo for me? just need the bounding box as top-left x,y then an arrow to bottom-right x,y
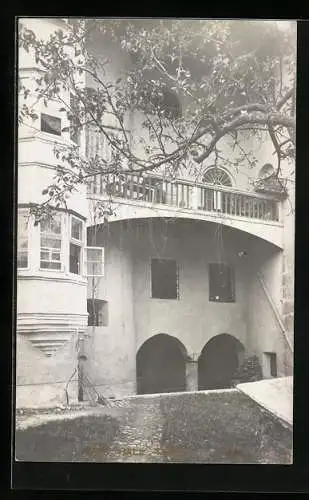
87,299 -> 108,326
209,263 -> 235,302
151,258 -> 179,299
40,215 -> 62,270
85,247 -> 104,276
263,352 -> 277,378
17,210 -> 28,268
41,113 -> 62,136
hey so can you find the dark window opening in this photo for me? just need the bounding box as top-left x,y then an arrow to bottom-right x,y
41,113 -> 62,136
264,352 -> 277,378
70,243 -> 81,274
87,299 -> 108,326
151,258 -> 179,299
143,87 -> 182,121
160,89 -> 182,120
209,263 -> 235,303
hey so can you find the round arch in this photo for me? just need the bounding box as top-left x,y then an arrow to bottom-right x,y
136,334 -> 187,395
198,334 -> 245,390
202,167 -> 233,187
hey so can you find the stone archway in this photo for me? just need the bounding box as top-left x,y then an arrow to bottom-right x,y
198,334 -> 244,390
136,334 -> 187,395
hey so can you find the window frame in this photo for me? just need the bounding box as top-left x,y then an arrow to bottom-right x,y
85,246 -> 105,277
69,215 -> 84,275
209,262 -> 236,303
150,257 -> 179,300
39,213 -> 63,271
17,209 -> 29,270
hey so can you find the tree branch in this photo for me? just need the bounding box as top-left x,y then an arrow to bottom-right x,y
196,113 -> 295,164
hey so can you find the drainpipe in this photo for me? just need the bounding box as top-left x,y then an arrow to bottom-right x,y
256,271 -> 293,353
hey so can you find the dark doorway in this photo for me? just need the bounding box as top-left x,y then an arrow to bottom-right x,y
198,334 -> 244,390
136,334 -> 186,395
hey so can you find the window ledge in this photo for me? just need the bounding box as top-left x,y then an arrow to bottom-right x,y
17,270 -> 87,285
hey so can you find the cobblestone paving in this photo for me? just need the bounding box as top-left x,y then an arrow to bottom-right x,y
15,390 -> 292,464
105,397 -> 165,462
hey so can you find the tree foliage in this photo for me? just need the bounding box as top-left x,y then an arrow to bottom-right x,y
18,19 -> 296,215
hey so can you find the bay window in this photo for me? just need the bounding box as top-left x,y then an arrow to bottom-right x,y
17,210 -> 28,269
40,215 -> 62,270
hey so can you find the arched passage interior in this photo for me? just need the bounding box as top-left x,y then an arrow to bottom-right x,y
136,334 -> 187,395
198,334 -> 244,390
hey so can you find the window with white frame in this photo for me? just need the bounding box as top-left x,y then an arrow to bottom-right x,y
86,247 -> 104,276
17,209 -> 29,269
69,216 -> 83,274
40,214 -> 62,270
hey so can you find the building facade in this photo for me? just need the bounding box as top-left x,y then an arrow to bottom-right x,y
16,19 -> 295,407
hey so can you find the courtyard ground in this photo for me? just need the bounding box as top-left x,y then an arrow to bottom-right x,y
15,386 -> 292,464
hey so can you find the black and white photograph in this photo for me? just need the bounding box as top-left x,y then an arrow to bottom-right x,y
15,17 -> 295,465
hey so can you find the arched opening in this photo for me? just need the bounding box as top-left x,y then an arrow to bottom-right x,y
203,167 -> 233,187
198,334 -> 244,390
201,167 -> 233,212
136,334 -> 187,394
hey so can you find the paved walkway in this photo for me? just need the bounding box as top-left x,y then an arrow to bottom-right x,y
237,376 -> 293,427
105,397 -> 165,462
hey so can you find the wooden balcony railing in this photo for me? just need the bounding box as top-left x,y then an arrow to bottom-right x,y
88,172 -> 280,222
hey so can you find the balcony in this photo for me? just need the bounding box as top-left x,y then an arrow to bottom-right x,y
87,172 -> 283,248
